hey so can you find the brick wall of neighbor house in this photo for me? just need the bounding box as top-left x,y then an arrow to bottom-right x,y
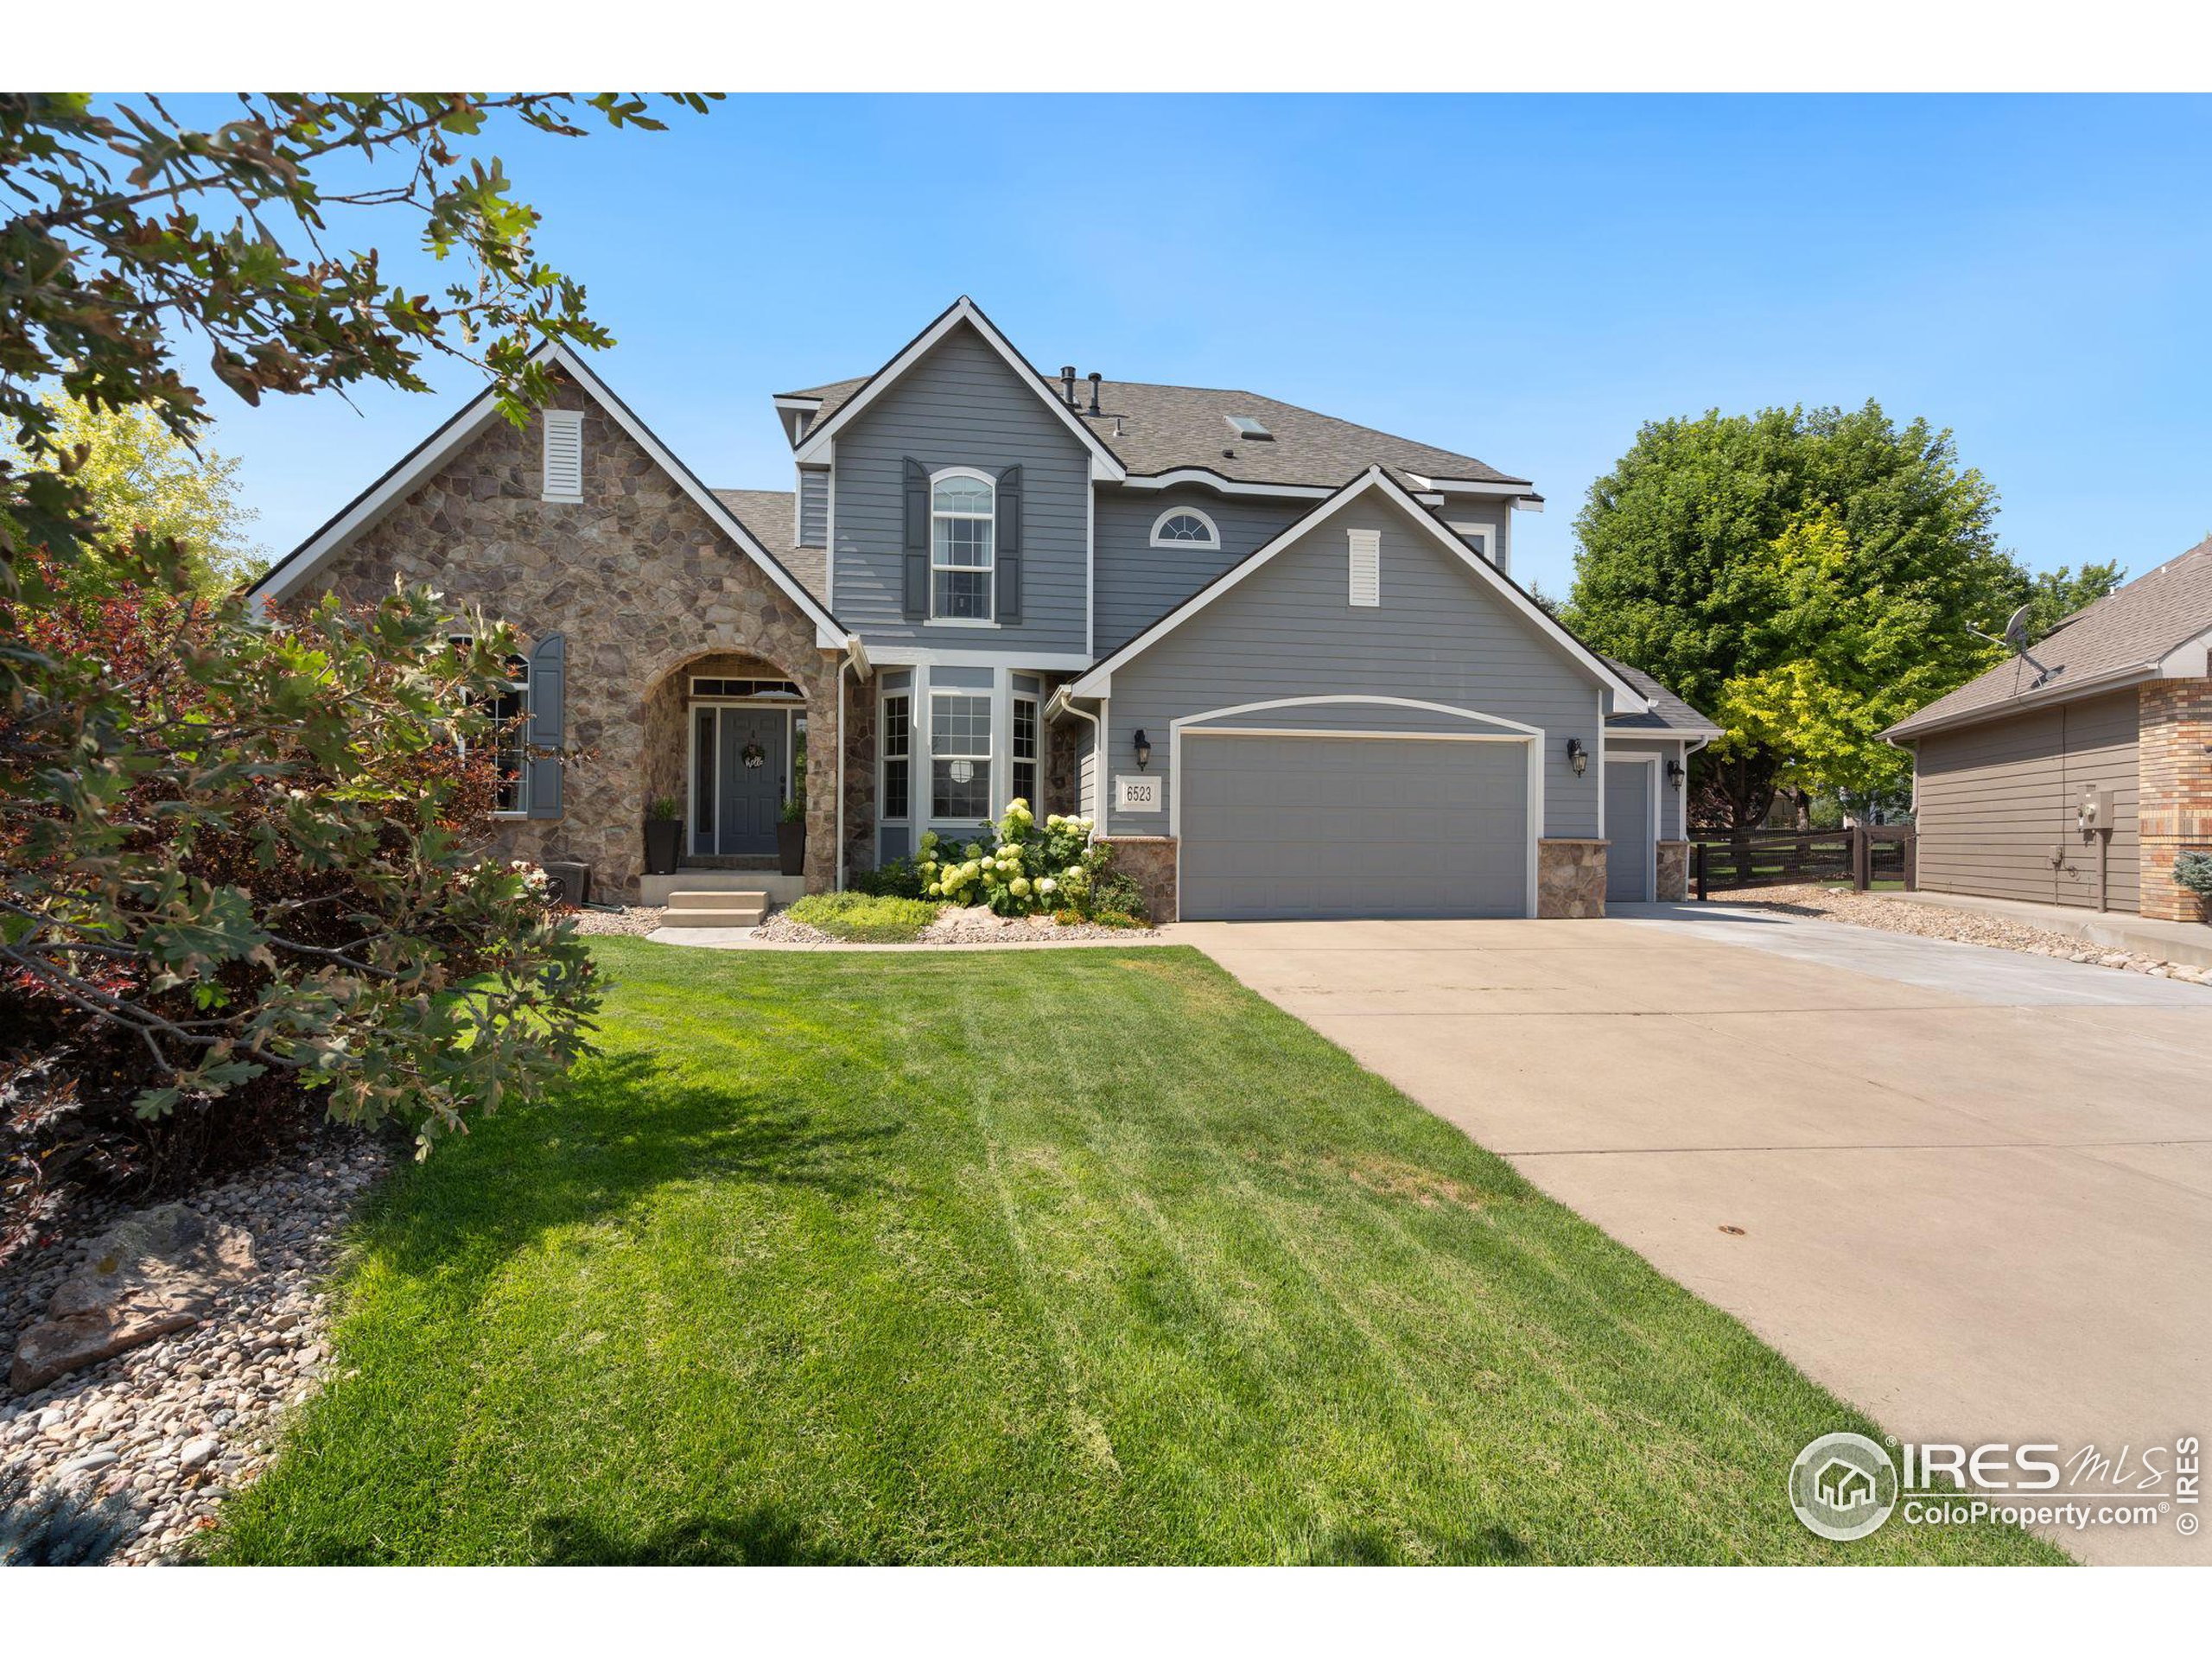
1538,839 -> 1608,918
1656,839 -> 1690,903
315,372 -> 842,899
1096,836 -> 1177,923
2139,674 -> 2212,922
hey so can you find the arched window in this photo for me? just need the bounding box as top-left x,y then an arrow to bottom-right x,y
1149,506 -> 1221,550
930,467 -> 996,621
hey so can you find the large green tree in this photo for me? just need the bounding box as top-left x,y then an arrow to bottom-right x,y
1566,402 -> 2044,827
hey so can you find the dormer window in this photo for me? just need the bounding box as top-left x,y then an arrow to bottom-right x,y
1149,507 -> 1221,550
930,467 -> 996,622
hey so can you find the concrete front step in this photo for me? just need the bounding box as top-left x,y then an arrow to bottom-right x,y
658,902 -> 766,928
639,871 -> 804,906
666,888 -> 766,912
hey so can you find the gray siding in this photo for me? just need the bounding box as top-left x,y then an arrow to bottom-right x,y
1913,690 -> 2140,911
1092,486 -> 1307,655
798,467 -> 829,547
1433,499 -> 1511,570
829,322 -> 1090,652
1100,492 -> 1605,838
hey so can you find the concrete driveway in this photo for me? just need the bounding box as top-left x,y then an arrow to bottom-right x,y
1171,905 -> 2212,1565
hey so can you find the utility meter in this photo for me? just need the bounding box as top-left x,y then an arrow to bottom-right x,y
2077,785 -> 2113,834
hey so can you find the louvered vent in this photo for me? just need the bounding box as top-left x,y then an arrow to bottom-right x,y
1348,528 -> 1380,607
542,410 -> 584,503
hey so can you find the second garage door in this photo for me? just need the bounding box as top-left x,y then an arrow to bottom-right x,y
1177,733 -> 1529,921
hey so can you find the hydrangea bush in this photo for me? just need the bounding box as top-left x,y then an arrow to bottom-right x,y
918,800 -> 1109,918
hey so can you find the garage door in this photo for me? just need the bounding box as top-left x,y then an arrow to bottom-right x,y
1178,734 -> 1529,920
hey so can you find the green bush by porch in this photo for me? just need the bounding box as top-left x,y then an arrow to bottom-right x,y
212,941 -> 2060,1565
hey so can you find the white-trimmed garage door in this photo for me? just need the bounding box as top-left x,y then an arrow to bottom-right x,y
1177,733 -> 1530,920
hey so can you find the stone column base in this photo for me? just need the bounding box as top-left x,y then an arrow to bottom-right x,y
1538,838 -> 1609,918
1656,839 -> 1690,902
1096,836 -> 1178,923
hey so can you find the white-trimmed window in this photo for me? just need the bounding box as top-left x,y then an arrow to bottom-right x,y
450,637 -> 531,815
1348,528 -> 1381,607
542,409 -> 583,503
1148,506 -> 1220,550
930,467 -> 996,621
1012,686 -> 1040,809
880,686 -> 912,824
930,690 -> 993,820
1451,524 -> 1494,564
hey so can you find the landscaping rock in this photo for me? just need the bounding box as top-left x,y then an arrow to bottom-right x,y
11,1205 -> 256,1394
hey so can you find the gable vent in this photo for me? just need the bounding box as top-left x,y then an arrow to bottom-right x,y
542,409 -> 584,503
1348,528 -> 1380,607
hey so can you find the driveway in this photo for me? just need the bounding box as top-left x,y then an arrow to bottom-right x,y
1171,905 -> 2212,1565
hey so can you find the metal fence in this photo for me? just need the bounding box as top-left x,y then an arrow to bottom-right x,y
1692,826 -> 1916,899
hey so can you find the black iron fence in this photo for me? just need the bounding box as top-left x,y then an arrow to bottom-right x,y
1692,825 -> 1916,899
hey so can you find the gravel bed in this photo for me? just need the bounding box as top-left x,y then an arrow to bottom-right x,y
0,1125 -> 391,1564
753,905 -> 1157,946
1710,885 -> 2212,983
564,905 -> 667,938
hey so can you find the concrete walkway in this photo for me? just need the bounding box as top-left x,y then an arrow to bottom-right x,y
1171,910 -> 2212,1564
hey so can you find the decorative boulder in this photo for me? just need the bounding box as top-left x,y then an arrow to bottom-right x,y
10,1204 -> 255,1394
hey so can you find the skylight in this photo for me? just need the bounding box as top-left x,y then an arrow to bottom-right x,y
1225,415 -> 1274,442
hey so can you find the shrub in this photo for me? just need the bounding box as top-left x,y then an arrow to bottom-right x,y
2174,850 -> 2212,901
0,567 -> 601,1260
784,892 -> 940,944
916,801 -> 1111,918
849,856 -> 928,899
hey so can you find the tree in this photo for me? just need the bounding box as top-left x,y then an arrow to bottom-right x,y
0,93 -> 709,1236
1566,402 -> 2020,827
2015,560 -> 2125,645
5,391 -> 264,595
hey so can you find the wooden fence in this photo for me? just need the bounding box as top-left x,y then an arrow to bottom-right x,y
1692,825 -> 1916,899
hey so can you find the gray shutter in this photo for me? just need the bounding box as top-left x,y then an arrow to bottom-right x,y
526,632 -> 565,819
902,458 -> 929,619
995,464 -> 1022,623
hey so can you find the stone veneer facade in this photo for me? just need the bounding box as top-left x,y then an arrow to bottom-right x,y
1537,838 -> 1609,918
1656,839 -> 1690,904
311,372 -> 842,900
1094,836 -> 1178,923
2139,674 -> 2212,923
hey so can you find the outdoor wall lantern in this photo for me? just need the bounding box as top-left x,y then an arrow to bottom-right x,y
1133,729 -> 1153,771
1666,758 -> 1686,788
1567,737 -> 1587,777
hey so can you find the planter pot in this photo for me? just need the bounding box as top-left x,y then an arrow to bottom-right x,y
777,819 -> 807,878
644,820 -> 682,877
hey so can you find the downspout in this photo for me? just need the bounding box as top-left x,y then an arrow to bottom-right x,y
835,634 -> 871,891
1046,685 -> 1103,833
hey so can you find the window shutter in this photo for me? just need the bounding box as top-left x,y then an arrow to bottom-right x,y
902,458 -> 929,619
1348,529 -> 1380,607
542,410 -> 583,502
526,632 -> 565,819
995,465 -> 1022,623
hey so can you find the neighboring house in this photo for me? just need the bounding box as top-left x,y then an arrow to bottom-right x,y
250,297 -> 1717,919
1884,538 -> 2212,922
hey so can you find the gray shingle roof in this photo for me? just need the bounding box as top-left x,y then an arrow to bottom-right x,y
1603,658 -> 1724,737
1885,537 -> 2212,740
782,373 -> 1532,493
710,488 -> 826,608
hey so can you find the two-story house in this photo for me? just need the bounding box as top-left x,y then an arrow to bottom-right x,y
249,297 -> 1719,921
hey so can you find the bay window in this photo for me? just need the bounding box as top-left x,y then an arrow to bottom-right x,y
930,690 -> 992,820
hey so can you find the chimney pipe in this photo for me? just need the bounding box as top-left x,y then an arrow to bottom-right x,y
1060,365 -> 1077,405
1086,371 -> 1103,416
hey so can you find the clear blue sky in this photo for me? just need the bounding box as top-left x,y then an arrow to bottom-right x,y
213,94 -> 2212,601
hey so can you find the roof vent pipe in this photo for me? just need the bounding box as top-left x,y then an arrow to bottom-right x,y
1060,365 -> 1077,405
1086,371 -> 1103,416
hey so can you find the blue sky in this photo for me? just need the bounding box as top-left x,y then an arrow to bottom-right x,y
210,94 -> 2212,600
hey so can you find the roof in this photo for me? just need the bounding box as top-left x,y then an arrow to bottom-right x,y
783,333 -> 1533,497
1070,466 -> 1646,714
1603,658 -> 1724,738
1885,538 -> 2212,740
710,488 -> 827,608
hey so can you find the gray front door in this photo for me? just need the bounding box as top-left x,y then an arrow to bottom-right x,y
1179,734 -> 1529,921
1604,760 -> 1654,903
715,709 -> 785,855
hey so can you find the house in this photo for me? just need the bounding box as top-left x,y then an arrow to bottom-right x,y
1884,540 -> 2212,923
249,297 -> 1718,920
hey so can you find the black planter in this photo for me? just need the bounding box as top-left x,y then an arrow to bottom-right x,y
644,819 -> 682,877
777,818 -> 807,877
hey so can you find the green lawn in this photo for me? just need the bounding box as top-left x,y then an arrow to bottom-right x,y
213,940 -> 2060,1565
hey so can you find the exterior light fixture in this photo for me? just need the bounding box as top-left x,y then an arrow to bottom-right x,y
1567,737 -> 1587,777
1133,729 -> 1153,771
1666,758 -> 1686,788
